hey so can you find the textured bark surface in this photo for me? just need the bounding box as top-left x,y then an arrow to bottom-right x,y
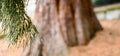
75,0 -> 103,45
23,0 -> 102,56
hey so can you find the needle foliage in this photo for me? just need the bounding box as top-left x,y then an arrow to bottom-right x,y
0,0 -> 38,46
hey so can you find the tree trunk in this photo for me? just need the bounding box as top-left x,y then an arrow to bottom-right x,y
22,0 -> 102,56
75,0 -> 103,45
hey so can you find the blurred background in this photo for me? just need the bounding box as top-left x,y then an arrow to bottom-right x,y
92,0 -> 120,20
92,0 -> 120,7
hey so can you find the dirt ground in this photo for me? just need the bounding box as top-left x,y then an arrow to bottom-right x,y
0,20 -> 120,56
68,20 -> 120,56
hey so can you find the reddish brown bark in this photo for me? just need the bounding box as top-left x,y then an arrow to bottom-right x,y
23,0 -> 102,56
75,0 -> 103,45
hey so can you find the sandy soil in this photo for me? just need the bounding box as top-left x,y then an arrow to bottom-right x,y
68,20 -> 120,56
0,20 -> 120,56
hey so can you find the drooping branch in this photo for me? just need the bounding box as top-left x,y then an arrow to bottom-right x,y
1,0 -> 38,45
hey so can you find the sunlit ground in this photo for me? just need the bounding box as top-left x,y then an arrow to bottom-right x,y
67,20 -> 120,56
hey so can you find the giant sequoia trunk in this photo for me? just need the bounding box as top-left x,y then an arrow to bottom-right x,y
22,0 -> 102,56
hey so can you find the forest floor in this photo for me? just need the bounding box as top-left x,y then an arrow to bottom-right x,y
0,20 -> 120,56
